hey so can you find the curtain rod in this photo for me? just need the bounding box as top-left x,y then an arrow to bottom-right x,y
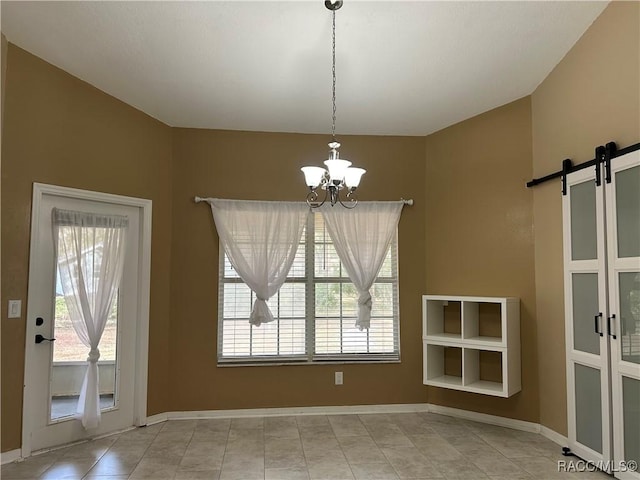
194,197 -> 413,206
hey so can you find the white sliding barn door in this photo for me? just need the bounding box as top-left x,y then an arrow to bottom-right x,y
563,148 -> 640,479
606,151 -> 640,480
563,166 -> 612,471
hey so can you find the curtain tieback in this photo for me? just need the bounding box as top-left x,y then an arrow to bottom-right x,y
251,297 -> 274,327
87,348 -> 101,363
358,291 -> 372,310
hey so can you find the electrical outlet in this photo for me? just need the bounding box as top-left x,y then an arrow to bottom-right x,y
335,371 -> 343,385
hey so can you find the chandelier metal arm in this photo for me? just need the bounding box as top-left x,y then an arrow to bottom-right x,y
306,188 -> 327,208
338,189 -> 358,209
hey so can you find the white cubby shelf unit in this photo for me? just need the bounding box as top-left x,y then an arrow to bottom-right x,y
422,295 -> 521,398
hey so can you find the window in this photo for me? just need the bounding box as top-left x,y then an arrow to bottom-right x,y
218,213 -> 399,363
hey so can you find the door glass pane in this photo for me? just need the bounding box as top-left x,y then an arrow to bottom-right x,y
575,363 -> 602,453
616,165 -> 640,258
50,268 -> 118,421
570,181 -> 598,261
572,273 -> 600,355
622,376 -> 640,466
619,272 -> 640,365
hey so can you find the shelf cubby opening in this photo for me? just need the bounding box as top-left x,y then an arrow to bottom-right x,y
463,301 -> 503,343
463,348 -> 504,393
425,299 -> 461,339
425,344 -> 462,387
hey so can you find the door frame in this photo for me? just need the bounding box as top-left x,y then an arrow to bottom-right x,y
22,183 -> 152,457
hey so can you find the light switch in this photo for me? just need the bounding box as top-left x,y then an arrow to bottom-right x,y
8,300 -> 22,319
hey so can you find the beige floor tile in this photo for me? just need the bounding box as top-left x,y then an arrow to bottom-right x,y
469,453 -> 528,476
220,452 -> 264,474
143,438 -> 190,458
296,416 -> 330,427
161,420 -> 198,433
60,438 -> 115,461
37,458 -> 96,479
0,412 -> 589,480
431,458 -> 487,479
265,416 -> 300,439
328,415 -> 369,437
184,441 -> 226,458
350,462 -> 400,480
301,435 -> 341,454
307,458 -> 354,480
266,437 -> 306,468
190,430 -> 229,444
83,475 -> 131,480
429,423 -> 472,439
265,466 -> 311,480
85,451 -> 143,476
218,468 -> 263,480
195,419 -> 231,433
488,474 -> 534,479
230,417 -> 264,431
410,435 -> 464,461
180,454 -> 226,471
381,446 -> 443,479
129,456 -> 180,479
1,456 -> 58,479
368,425 -> 414,448
358,414 -> 393,427
299,424 -> 336,440
338,435 -> 388,465
174,470 -> 221,480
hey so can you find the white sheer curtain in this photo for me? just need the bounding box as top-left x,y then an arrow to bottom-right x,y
207,199 -> 309,326
321,201 -> 403,330
53,208 -> 128,429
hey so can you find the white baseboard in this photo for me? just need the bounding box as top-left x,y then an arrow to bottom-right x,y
145,412 -> 168,426
1,449 -> 22,465
159,403 -> 431,421
426,404 -> 541,434
540,424 -> 568,447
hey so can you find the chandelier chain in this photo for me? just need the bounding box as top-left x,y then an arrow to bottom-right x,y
331,9 -> 336,142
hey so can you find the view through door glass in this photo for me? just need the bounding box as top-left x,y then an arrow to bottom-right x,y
50,265 -> 119,421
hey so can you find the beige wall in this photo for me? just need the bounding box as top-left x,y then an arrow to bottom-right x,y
532,1 -> 640,435
1,0 -> 637,453
2,32 -> 7,126
424,97 -> 538,422
1,45 -> 173,451
169,128 -> 427,411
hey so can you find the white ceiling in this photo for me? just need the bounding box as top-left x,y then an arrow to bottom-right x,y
1,1 -> 608,136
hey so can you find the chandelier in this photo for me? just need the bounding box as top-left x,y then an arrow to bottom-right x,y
301,0 -> 366,209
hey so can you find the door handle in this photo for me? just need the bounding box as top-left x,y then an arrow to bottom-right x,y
607,314 -> 617,340
594,313 -> 603,337
35,334 -> 55,344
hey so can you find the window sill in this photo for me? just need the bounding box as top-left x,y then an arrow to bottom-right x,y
217,358 -> 401,368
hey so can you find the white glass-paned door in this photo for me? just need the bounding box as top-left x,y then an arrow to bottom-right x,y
563,167 -> 611,468
607,152 -> 640,480
24,191 -> 142,454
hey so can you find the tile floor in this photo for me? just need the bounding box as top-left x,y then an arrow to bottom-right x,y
1,412 -> 612,480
